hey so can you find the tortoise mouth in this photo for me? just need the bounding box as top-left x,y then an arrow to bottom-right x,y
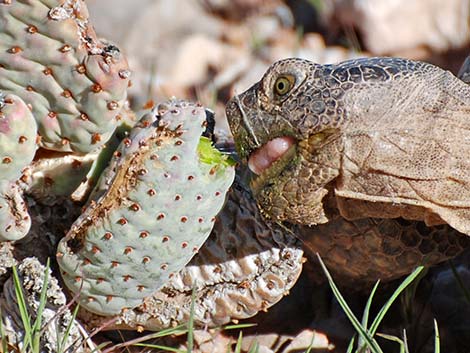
248,136 -> 297,193
248,137 -> 296,175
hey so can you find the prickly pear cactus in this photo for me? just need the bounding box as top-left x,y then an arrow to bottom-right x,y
0,92 -> 37,241
57,100 -> 236,315
0,0 -> 130,153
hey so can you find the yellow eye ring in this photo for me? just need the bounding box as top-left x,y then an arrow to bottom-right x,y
274,76 -> 294,96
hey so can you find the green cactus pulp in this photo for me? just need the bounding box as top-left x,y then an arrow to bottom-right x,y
197,136 -> 236,168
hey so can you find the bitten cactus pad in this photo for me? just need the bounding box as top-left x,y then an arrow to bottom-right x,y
0,0 -> 130,153
0,92 -> 37,241
57,100 -> 235,315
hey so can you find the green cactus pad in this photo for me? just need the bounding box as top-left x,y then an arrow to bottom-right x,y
0,93 -> 37,183
57,100 -> 235,315
0,93 -> 37,241
0,0 -> 130,153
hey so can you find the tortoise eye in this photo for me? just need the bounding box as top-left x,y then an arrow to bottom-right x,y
274,75 -> 294,96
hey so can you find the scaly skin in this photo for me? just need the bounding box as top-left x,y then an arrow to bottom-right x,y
226,57 -> 470,283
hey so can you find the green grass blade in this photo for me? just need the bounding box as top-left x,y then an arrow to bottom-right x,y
92,342 -> 113,353
305,332 -> 317,353
103,324 -> 188,353
316,254 -> 383,353
434,319 -> 440,353
234,332 -> 243,353
12,265 -> 33,352
403,329 -> 410,353
247,341 -> 259,353
58,304 -> 80,353
0,308 -> 8,353
221,323 -> 257,331
31,259 -> 50,352
376,333 -> 405,353
346,335 -> 356,353
358,280 -> 380,350
362,280 -> 380,329
368,266 -> 424,336
186,287 -> 196,353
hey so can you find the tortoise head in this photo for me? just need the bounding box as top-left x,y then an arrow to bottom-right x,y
226,58 -> 345,225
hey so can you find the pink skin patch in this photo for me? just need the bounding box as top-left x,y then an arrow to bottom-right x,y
248,136 -> 295,175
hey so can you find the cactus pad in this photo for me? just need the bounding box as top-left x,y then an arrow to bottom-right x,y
0,92 -> 37,241
0,0 -> 130,153
0,93 -> 37,182
57,100 -> 235,315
